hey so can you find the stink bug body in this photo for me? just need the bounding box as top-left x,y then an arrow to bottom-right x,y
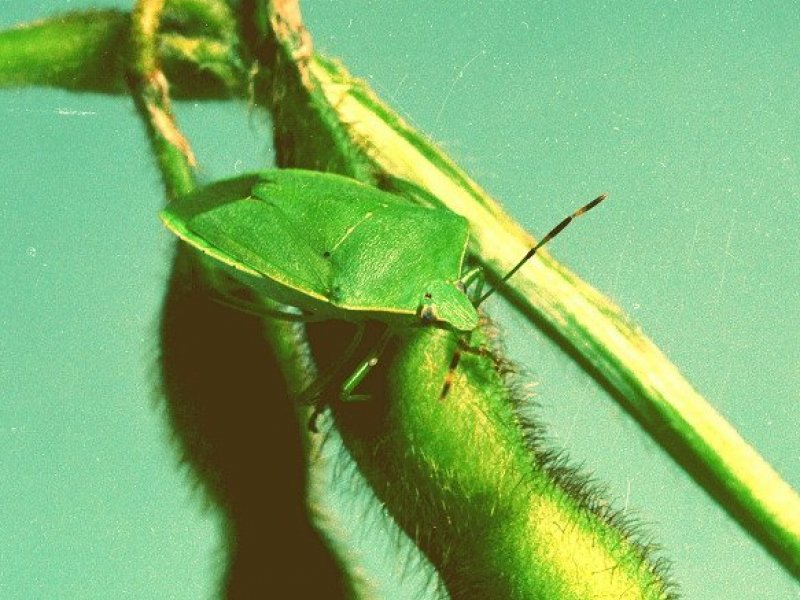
161,169 -> 604,421
161,169 -> 479,332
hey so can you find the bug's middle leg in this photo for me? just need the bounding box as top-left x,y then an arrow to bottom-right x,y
305,322 -> 366,431
339,329 -> 394,402
307,327 -> 393,432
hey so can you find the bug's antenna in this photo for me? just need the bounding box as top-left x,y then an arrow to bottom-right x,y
476,193 -> 608,306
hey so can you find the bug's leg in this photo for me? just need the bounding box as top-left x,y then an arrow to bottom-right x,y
471,277 -> 486,305
439,268 -> 493,400
459,265 -> 483,288
456,335 -> 504,371
458,265 -> 486,304
439,341 -> 464,400
460,266 -> 486,304
339,329 -> 394,403
308,402 -> 329,434
439,333 -> 504,400
440,264 -> 485,402
307,402 -> 328,434
305,323 -> 366,432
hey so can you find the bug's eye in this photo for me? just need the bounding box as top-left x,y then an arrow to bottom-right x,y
322,250 -> 331,259
418,291 -> 438,323
419,304 -> 437,323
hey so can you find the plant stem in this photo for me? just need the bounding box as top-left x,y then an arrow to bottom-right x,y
331,326 -> 675,599
127,0 -> 196,200
0,11 -> 129,94
0,6 -> 247,99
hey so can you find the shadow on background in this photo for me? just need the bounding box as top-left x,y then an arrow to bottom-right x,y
157,246 -> 351,599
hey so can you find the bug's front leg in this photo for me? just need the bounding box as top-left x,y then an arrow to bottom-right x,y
439,332 -> 504,400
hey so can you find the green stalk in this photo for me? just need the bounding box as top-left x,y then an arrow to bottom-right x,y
126,0 -> 196,200
0,11 -> 129,94
332,326 -> 675,599
0,6 -> 246,99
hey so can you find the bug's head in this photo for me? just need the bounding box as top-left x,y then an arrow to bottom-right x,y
417,281 -> 479,332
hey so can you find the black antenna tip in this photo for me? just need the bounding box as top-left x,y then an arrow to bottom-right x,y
588,192 -> 608,209
574,192 -> 608,217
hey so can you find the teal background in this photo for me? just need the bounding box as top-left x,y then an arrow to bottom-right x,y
2,1 -> 798,598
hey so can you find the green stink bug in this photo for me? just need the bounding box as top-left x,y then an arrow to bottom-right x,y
161,169 -> 479,333
160,169 -> 604,418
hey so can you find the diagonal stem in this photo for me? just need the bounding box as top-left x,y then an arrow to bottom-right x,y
127,0 -> 196,200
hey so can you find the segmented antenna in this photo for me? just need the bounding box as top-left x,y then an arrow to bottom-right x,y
476,193 -> 608,306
